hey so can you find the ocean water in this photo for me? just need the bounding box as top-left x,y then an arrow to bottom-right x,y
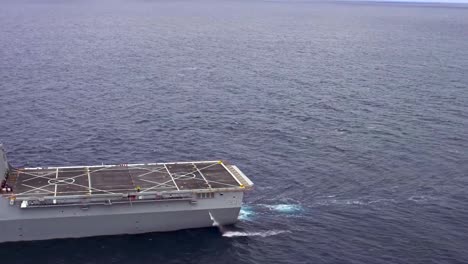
1,0 -> 468,263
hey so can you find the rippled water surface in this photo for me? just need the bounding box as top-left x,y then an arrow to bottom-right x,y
1,0 -> 468,263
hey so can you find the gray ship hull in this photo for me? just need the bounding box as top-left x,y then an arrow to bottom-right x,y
0,192 -> 243,243
0,144 -> 253,243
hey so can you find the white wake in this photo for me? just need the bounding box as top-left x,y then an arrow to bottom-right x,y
209,211 -> 290,238
222,230 -> 290,238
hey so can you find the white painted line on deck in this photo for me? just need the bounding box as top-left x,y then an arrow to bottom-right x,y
220,162 -> 243,186
164,164 -> 180,191
87,167 -> 92,194
194,163 -> 212,189
53,168 -> 58,204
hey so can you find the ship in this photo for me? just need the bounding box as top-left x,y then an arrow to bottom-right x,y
0,144 -> 253,243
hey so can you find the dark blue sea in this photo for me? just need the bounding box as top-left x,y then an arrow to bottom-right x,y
1,0 -> 468,263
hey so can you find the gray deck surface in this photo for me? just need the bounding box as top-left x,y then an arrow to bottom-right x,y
7,162 -> 239,198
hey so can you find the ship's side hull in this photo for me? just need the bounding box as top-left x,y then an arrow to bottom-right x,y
0,192 -> 243,243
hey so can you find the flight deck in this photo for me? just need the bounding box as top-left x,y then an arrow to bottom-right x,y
4,161 -> 249,199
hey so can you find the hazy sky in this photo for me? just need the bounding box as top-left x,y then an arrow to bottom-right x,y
370,0 -> 468,3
